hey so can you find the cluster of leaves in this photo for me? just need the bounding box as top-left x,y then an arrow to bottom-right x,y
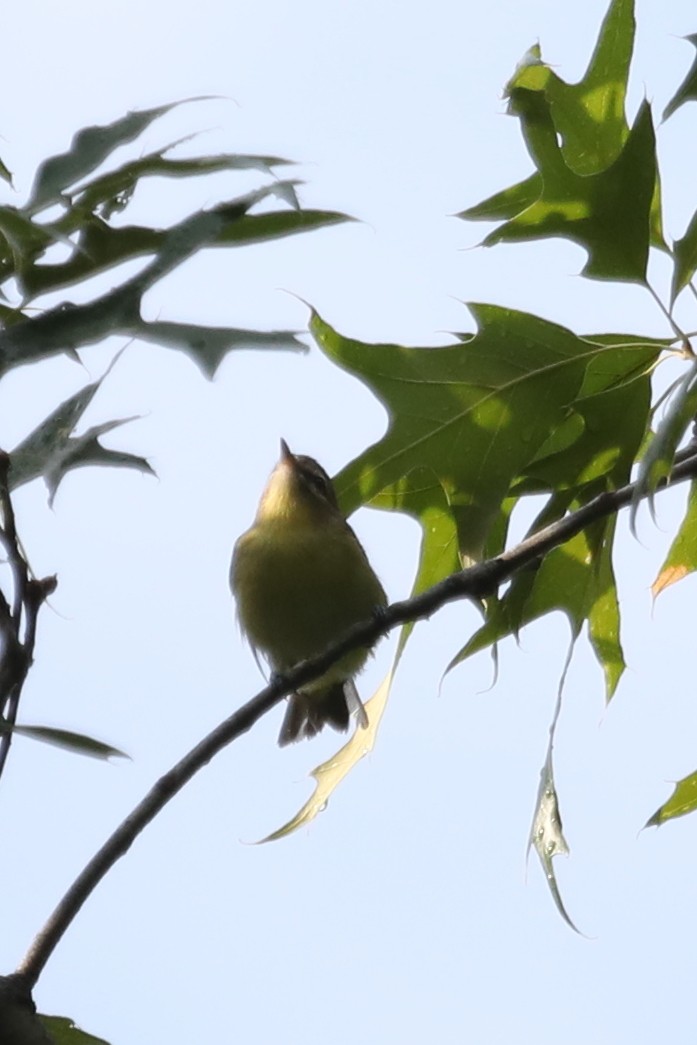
265,0 -> 697,924
4,3 -> 697,1038
0,99 -> 349,770
0,98 -> 356,1045
0,98 -> 348,501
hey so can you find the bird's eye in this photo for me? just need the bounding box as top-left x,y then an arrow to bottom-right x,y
297,459 -> 338,507
306,470 -> 330,497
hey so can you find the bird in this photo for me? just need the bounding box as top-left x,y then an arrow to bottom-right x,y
230,439 -> 387,745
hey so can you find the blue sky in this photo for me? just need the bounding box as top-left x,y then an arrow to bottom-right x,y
2,2 -> 697,1043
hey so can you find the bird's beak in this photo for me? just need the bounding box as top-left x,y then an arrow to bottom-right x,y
277,438 -> 300,476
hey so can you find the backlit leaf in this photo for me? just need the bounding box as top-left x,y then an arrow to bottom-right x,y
259,673 -> 393,842
40,1015 -> 110,1045
671,206 -> 697,304
652,481 -> 697,596
645,770 -> 697,827
662,34 -> 697,122
485,95 -> 656,282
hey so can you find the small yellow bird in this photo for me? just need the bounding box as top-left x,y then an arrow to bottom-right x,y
230,440 -> 387,745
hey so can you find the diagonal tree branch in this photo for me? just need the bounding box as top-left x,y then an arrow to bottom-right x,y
15,447 -> 697,991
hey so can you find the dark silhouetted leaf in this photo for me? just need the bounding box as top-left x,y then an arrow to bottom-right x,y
0,184 -> 332,375
132,320 -> 304,378
0,304 -> 28,327
27,100 -> 199,212
10,380 -> 104,488
0,722 -> 127,760
20,221 -> 164,298
43,418 -> 154,506
0,156 -> 12,188
71,147 -> 292,220
631,360 -> 697,529
9,358 -> 153,501
0,207 -> 53,284
215,207 -> 352,248
21,181 -> 293,299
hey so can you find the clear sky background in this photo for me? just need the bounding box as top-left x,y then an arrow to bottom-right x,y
2,2 -> 697,1043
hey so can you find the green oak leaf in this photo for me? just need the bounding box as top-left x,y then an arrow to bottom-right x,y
484,93 -> 656,282
508,0 -> 635,176
652,481 -> 697,597
462,0 -> 636,228
371,467 -> 461,652
314,311 -> 664,704
458,174 -> 541,224
662,34 -> 697,122
671,206 -> 697,304
447,330 -> 659,698
314,308 -> 660,562
646,770 -> 697,828
130,321 -> 305,379
39,1015 -> 110,1045
515,332 -> 656,699
522,332 -> 659,492
452,513 -> 623,698
460,0 -> 665,267
316,305 -> 594,561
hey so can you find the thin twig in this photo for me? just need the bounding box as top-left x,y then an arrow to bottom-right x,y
0,453 -> 56,781
644,278 -> 694,354
15,448 -> 697,991
0,452 -> 26,626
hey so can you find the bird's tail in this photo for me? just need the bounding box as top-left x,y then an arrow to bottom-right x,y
278,679 -> 368,746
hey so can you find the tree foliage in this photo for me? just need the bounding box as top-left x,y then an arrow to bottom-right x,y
2,1 -> 697,1040
0,100 -> 348,1042
266,0 -> 697,921
0,100 -> 347,759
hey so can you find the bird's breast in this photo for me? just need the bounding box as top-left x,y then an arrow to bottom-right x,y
231,519 -> 384,676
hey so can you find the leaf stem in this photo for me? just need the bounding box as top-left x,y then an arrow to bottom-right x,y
644,278 -> 694,354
